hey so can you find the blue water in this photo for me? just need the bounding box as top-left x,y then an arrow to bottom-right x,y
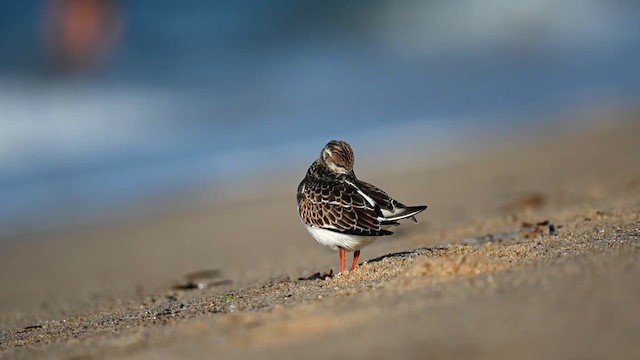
1,1 -> 639,238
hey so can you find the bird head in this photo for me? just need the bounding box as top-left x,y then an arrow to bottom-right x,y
320,140 -> 355,175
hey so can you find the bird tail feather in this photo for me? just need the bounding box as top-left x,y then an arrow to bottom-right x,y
383,205 -> 427,223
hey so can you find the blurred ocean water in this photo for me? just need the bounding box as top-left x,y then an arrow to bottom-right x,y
0,1 -> 639,238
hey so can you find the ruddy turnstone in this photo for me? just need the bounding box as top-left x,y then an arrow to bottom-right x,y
297,140 -> 427,273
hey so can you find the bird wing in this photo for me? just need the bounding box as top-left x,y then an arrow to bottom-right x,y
356,179 -> 427,223
355,180 -> 405,212
297,179 -> 394,237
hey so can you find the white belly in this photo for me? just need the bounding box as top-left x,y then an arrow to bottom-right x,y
305,225 -> 378,252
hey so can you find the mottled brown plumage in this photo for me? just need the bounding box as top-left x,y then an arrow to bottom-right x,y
297,161 -> 395,236
297,140 -> 427,272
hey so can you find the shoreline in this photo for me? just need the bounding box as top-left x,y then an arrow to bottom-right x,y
2,106 -> 634,243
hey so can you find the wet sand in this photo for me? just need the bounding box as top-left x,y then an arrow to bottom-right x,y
1,116 -> 639,359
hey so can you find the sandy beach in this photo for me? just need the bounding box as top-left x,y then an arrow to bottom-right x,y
1,116 -> 639,359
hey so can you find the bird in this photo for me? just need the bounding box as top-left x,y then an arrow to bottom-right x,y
297,140 -> 427,273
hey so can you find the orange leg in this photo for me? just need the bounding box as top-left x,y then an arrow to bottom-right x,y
350,250 -> 361,271
339,247 -> 346,273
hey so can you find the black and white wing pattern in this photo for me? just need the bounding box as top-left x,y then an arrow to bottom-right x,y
356,180 -> 425,223
356,180 -> 405,212
297,178 -> 395,237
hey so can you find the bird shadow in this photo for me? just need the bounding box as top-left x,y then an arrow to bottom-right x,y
297,246 -> 449,281
365,246 -> 448,264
